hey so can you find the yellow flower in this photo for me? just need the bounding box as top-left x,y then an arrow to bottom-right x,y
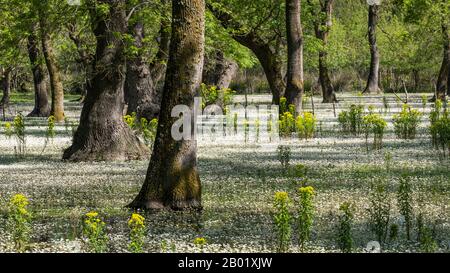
85,211 -> 98,218
10,194 -> 29,208
274,191 -> 289,202
4,122 -> 11,129
128,213 -> 145,228
299,186 -> 314,196
193,237 -> 207,246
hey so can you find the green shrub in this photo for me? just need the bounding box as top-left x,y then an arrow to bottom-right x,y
337,202 -> 354,253
296,112 -> 316,140
273,192 -> 292,252
279,112 -> 295,137
280,97 -> 288,114
363,113 -> 387,150
397,174 -> 414,240
429,100 -> 449,156
338,104 -> 364,134
7,194 -> 31,252
367,179 -> 391,243
200,83 -> 235,109
128,213 -> 146,253
124,113 -> 158,148
296,186 -> 314,251
82,211 -> 108,253
277,145 -> 291,174
393,104 -> 422,139
3,121 -> 12,138
13,113 -> 26,156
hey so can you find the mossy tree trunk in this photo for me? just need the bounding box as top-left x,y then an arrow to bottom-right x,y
285,0 -> 304,114
435,22 -> 449,100
39,11 -> 64,122
129,0 -> 205,210
27,25 -> 50,117
63,0 -> 149,161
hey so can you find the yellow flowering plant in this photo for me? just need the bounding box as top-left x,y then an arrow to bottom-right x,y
3,122 -> 13,138
82,211 -> 108,253
193,237 -> 207,252
273,191 -> 291,252
297,186 -> 315,251
128,213 -> 146,253
8,194 -> 31,252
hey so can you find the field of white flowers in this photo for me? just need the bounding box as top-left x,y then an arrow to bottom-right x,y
0,93 -> 449,253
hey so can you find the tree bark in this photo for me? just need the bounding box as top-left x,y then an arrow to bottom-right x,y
63,0 -> 149,162
285,0 -> 304,114
39,12 -> 65,122
308,0 -> 337,103
27,26 -> 50,117
203,50 -> 238,90
150,17 -> 171,86
435,21 -> 449,100
129,0 -> 205,210
0,68 -> 11,107
125,21 -> 161,120
364,4 -> 381,94
207,3 -> 285,104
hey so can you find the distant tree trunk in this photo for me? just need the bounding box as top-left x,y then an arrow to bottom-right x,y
435,22 -> 449,100
308,0 -> 337,103
0,68 -> 11,107
39,10 -> 65,122
129,0 -> 205,210
150,17 -> 171,86
364,4 -> 381,94
203,50 -> 238,89
285,0 -> 304,114
27,27 -> 50,117
63,0 -> 149,161
125,21 -> 161,120
207,3 -> 285,105
67,23 -> 94,103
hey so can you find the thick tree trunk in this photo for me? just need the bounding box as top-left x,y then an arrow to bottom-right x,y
0,68 -> 11,107
285,0 -> 304,114
364,4 -> 381,94
39,12 -> 65,122
129,0 -> 205,210
63,0 -> 149,162
203,50 -> 238,89
27,27 -> 50,117
125,21 -> 161,120
207,3 -> 285,105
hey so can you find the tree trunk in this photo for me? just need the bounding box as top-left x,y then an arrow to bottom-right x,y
203,50 -> 238,90
435,21 -> 449,100
150,17 -> 171,86
63,0 -> 149,161
0,68 -> 11,107
364,4 -> 381,94
27,26 -> 50,117
125,21 -> 161,120
39,12 -> 65,122
207,3 -> 285,104
309,0 -> 337,103
285,0 -> 304,114
129,0 -> 205,210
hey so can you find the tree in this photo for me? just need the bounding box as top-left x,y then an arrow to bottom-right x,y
35,0 -> 65,122
364,2 -> 381,94
63,0 -> 149,161
208,1 -> 285,105
285,0 -> 304,114
203,50 -> 238,90
129,0 -> 205,210
306,0 -> 337,103
0,67 -> 12,107
27,25 -> 50,117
